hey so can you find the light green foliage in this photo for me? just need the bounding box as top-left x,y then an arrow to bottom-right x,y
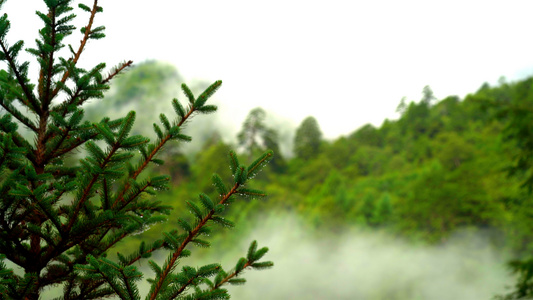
432,132 -> 476,170
193,138 -> 233,191
160,80 -> 532,286
178,82 -> 531,251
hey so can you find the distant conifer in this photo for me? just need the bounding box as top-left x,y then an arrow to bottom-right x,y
294,116 -> 322,160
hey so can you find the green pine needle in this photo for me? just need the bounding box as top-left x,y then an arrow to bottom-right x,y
181,83 -> 195,104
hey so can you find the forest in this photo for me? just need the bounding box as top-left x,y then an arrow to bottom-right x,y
84,60 -> 533,299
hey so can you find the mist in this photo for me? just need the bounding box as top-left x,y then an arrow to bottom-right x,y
211,214 -> 513,300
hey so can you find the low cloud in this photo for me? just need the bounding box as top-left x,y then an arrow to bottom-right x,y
223,215 -> 513,300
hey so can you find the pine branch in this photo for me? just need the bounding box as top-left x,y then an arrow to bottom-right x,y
121,267 -> 139,300
48,119 -> 121,160
211,241 -> 272,291
0,39 -> 40,114
101,60 -> 133,85
65,140 -> 120,231
46,125 -> 76,158
167,275 -> 197,299
40,6 -> 57,109
148,183 -> 240,300
120,241 -> 166,267
0,219 -> 31,267
0,98 -> 38,131
116,180 -> 151,211
211,261 -> 251,290
76,279 -> 114,300
42,88 -> 87,154
51,0 -> 101,99
166,265 -> 222,299
87,259 -> 128,299
89,179 -> 159,254
111,102 -> 195,209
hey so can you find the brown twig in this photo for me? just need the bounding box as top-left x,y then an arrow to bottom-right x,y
51,0 -> 100,99
148,183 -> 240,300
101,60 -> 133,85
212,262 -> 252,290
112,104 -> 195,209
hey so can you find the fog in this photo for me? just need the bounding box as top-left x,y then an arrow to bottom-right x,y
217,215 -> 512,300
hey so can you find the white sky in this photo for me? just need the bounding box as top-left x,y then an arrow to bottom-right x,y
3,0 -> 533,138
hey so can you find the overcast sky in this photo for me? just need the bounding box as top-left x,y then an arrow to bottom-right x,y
3,0 -> 533,138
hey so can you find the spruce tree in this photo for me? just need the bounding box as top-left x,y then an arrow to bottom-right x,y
0,1 -> 273,299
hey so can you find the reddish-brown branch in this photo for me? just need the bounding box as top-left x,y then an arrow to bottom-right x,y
92,181 -> 152,254
112,105 -> 195,209
42,8 -> 57,109
148,183 -> 239,300
51,0 -> 99,99
0,102 -> 38,131
0,40 -> 40,115
101,60 -> 133,85
65,144 -> 119,231
213,261 -> 252,290
169,268 -> 212,299
125,244 -> 164,266
49,119 -> 122,160
44,87 -> 83,142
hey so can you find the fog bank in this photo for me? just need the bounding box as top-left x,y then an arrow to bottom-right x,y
221,216 -> 513,300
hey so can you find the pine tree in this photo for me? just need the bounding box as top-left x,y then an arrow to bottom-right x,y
0,1 -> 273,299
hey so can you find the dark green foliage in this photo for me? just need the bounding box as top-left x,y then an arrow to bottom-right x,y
480,78 -> 533,300
0,1 -> 273,299
204,240 -> 273,292
496,258 -> 533,300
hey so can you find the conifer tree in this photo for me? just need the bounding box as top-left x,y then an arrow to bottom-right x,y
0,1 -> 273,299
238,108 -> 275,159
294,116 -> 322,160
237,107 -> 285,171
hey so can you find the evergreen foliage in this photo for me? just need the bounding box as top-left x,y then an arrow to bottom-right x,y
0,1 -> 273,299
